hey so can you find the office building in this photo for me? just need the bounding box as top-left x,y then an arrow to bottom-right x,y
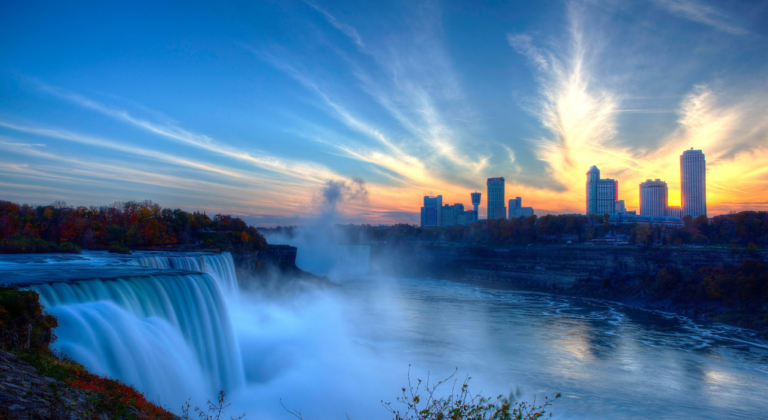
487,177 -> 506,220
441,203 -> 465,227
420,195 -> 442,228
471,192 -> 481,222
509,197 -> 534,218
640,179 -> 669,217
457,210 -> 476,226
586,166 -> 617,215
667,206 -> 682,218
616,200 -> 626,214
681,148 -> 707,218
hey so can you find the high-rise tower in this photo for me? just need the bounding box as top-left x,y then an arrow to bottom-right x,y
640,179 -> 668,216
471,192 -> 481,222
586,166 -> 600,214
486,178 -> 506,220
680,148 -> 706,218
586,166 -> 617,215
420,195 -> 442,228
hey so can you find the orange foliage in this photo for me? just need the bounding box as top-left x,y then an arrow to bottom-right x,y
68,371 -> 176,419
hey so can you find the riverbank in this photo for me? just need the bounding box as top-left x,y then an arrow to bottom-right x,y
370,243 -> 768,337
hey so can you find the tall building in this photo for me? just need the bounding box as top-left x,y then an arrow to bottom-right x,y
471,192 -> 481,222
681,148 -> 707,218
667,206 -> 682,218
456,210 -> 475,226
616,200 -> 626,214
640,179 -> 669,216
509,197 -> 534,218
586,166 -> 617,215
420,195 -> 442,228
487,177 -> 506,220
441,203 -> 465,227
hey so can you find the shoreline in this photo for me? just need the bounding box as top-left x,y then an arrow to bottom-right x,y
437,275 -> 768,341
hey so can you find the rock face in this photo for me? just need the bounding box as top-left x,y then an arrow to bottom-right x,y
232,245 -> 335,290
0,350 -> 103,420
0,289 -> 57,352
371,243 -> 768,288
231,245 -> 298,275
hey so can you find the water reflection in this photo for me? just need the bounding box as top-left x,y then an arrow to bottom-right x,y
334,277 -> 768,419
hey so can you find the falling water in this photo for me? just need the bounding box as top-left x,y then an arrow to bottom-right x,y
130,252 -> 240,299
0,252 -> 247,407
30,272 -> 244,397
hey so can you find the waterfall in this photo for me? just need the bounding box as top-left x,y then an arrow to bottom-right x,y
130,252 -> 239,298
29,272 -> 245,402
50,301 -> 207,405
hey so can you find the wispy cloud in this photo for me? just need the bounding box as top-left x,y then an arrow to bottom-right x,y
508,2 -> 766,213
509,5 -> 625,200
255,1 -> 495,207
652,0 -> 747,35
304,0 -> 365,49
37,86 -> 340,184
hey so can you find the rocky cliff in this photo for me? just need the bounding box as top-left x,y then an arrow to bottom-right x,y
232,244 -> 335,291
371,243 -> 768,287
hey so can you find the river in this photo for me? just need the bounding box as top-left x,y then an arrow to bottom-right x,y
2,251 -> 767,419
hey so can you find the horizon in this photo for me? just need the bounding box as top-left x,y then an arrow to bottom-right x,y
2,1 -> 768,226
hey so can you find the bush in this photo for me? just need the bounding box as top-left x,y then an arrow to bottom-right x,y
108,241 -> 132,254
383,368 -> 559,420
282,367 -> 559,420
0,234 -> 81,254
0,288 -> 58,351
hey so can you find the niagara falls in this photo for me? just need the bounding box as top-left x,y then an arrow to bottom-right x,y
3,1 -> 768,418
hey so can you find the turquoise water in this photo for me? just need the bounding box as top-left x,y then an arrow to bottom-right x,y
2,251 -> 767,419
325,277 -> 768,419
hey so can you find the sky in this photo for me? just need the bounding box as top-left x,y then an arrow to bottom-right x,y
1,0 -> 767,225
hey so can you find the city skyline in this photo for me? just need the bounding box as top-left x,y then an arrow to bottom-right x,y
2,1 -> 768,225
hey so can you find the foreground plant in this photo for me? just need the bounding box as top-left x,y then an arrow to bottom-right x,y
180,390 -> 245,420
282,366 -> 559,420
382,367 -> 559,420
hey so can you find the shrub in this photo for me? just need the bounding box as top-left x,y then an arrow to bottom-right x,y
108,241 -> 132,254
0,288 -> 58,351
282,367 -> 559,420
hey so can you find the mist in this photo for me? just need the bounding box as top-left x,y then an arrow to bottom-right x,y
226,277 -> 517,420
262,177 -> 372,279
224,177 -> 511,418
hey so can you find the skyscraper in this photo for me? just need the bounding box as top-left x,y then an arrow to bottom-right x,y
680,148 -> 707,218
509,197 -> 534,218
471,192 -> 481,222
420,195 -> 442,228
487,177 -> 506,220
640,179 -> 669,216
586,166 -> 617,215
586,166 -> 599,214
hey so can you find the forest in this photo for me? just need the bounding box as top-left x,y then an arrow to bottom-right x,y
315,211 -> 768,248
0,200 -> 267,254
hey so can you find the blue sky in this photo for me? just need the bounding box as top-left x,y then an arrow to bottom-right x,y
1,0 -> 767,225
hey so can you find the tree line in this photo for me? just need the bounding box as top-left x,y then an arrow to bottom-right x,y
0,200 -> 267,254
285,211 -> 768,248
